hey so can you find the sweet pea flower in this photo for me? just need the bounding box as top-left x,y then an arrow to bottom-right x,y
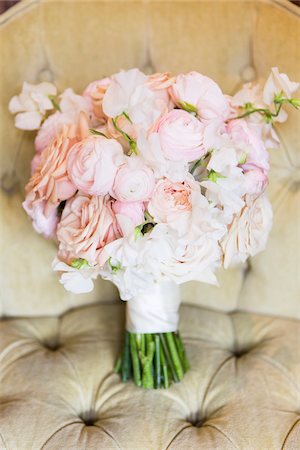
154,109 -> 206,162
57,193 -> 120,267
263,67 -> 299,105
112,201 -> 145,236
102,68 -> 165,127
23,198 -> 58,238
35,88 -> 93,152
227,119 -> 269,173
9,81 -> 57,130
112,157 -> 155,202
52,258 -> 99,294
23,126 -> 78,235
221,193 -> 273,268
67,135 -> 125,196
170,71 -> 229,120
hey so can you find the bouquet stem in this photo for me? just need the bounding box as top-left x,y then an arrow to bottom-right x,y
114,331 -> 189,388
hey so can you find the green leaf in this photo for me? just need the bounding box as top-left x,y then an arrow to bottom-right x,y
48,95 -> 61,112
89,128 -> 108,138
207,170 -> 226,183
70,258 -> 89,269
289,98 -> 300,109
108,257 -> 122,273
178,101 -> 198,115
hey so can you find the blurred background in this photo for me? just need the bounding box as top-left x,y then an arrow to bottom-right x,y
0,0 -> 300,14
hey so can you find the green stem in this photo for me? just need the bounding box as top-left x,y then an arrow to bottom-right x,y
160,344 -> 169,389
166,332 -> 184,381
160,333 -> 179,383
121,332 -> 131,382
130,333 -> 142,387
155,334 -> 161,389
114,355 -> 122,374
175,333 -> 190,372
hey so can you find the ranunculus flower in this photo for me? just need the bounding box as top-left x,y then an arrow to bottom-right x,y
112,200 -> 145,236
227,119 -> 269,173
148,178 -> 195,223
263,67 -> 299,105
23,126 -> 78,234
112,157 -> 155,202
170,71 -> 229,120
154,109 -> 206,162
221,194 -> 273,268
243,164 -> 268,195
146,72 -> 175,107
67,135 -> 125,196
83,77 -> 111,121
9,81 -> 57,130
57,193 -> 120,267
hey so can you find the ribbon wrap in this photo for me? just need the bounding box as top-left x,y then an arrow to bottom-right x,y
126,282 -> 181,334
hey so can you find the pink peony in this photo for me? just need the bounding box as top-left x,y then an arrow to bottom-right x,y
112,157 -> 155,202
148,178 -> 196,223
57,193 -> 120,267
154,109 -> 205,162
67,135 -> 125,196
170,71 -> 229,120
112,200 -> 145,236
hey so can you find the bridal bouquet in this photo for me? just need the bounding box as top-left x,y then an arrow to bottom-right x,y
10,68 -> 299,388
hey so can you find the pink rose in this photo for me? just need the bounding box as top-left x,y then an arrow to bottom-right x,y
112,157 -> 155,202
83,77 -> 111,121
170,72 -> 229,120
154,109 -> 205,162
23,126 -> 78,233
57,193 -> 120,267
112,200 -> 145,236
147,72 -> 175,108
148,178 -> 196,223
67,135 -> 125,196
227,119 -> 269,173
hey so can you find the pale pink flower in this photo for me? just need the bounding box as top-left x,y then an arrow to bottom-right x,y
9,81 -> 57,130
147,72 -> 175,107
263,67 -> 299,105
243,164 -> 268,195
170,71 -> 229,120
112,157 -> 155,202
57,193 -> 120,267
23,126 -> 78,236
112,201 -> 145,236
67,135 -> 124,196
148,178 -> 195,223
227,119 -> 269,173
83,77 -> 111,121
23,198 -> 58,238
154,109 -> 205,162
221,194 -> 273,268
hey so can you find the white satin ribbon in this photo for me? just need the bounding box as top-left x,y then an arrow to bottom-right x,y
126,282 -> 181,333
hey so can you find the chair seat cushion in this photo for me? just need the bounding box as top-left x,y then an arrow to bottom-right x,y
0,303 -> 299,449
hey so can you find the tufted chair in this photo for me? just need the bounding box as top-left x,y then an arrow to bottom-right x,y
0,1 -> 299,448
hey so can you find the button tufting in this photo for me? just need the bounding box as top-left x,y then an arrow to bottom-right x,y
79,410 -> 98,427
231,347 -> 251,358
42,337 -> 62,351
187,411 -> 206,427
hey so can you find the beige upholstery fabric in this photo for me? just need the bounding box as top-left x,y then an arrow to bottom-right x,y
0,1 -> 300,449
0,0 -> 299,318
1,303 -> 300,449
